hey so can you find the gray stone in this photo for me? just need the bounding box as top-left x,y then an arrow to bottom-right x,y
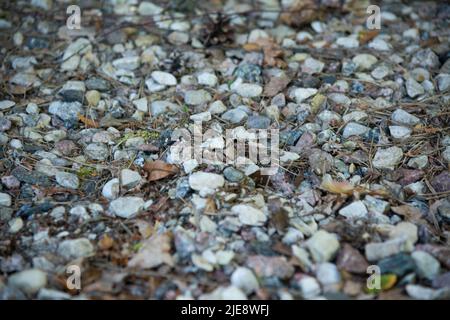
339,201 -> 368,219
85,143 -> 109,160
412,251 -> 440,280
306,230 -> 340,263
365,238 -> 413,262
0,192 -> 12,207
221,108 -> 248,124
58,238 -> 94,260
120,169 -> 142,188
150,100 -> 181,116
8,269 -> 47,294
184,90 -> 212,105
406,78 -> 424,98
391,109 -> 420,126
372,147 -> 403,170
247,115 -> 271,129
109,196 -> 144,218
231,267 -> 259,294
48,101 -> 83,123
342,122 -> 370,138
55,172 -> 79,189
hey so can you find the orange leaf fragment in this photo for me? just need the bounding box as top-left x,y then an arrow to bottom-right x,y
321,180 -> 354,195
78,114 -> 99,128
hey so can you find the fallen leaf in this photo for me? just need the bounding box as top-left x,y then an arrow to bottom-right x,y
128,233 -> 174,269
134,219 -> 154,239
321,180 -> 354,195
358,30 -> 379,44
78,113 -> 99,128
98,234 -> 114,250
143,160 -> 178,181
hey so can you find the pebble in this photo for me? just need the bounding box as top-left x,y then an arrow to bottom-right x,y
389,126 -> 412,139
59,81 -> 86,102
236,83 -> 263,98
0,100 -> 16,110
293,88 -> 317,103
151,100 -> 180,116
411,251 -> 440,280
316,263 -> 341,292
197,72 -> 218,87
372,146 -> 403,170
231,267 -> 259,294
389,222 -> 418,245
120,169 -> 142,189
408,155 -> 428,169
9,217 -> 24,233
352,54 -> 377,70
247,115 -> 271,129
48,101 -> 83,123
338,201 -> 368,219
151,71 -> 177,86
378,253 -> 415,277
8,269 -> 47,294
336,36 -> 359,48
232,204 -> 267,226
184,90 -> 212,105
223,167 -> 245,182
406,78 -> 425,98
246,255 -> 294,279
306,230 -> 340,263
365,237 -> 413,262
58,238 -> 95,260
0,193 -> 12,207
85,143 -> 109,160
1,176 -> 20,189
55,172 -> 79,189
342,123 -> 370,138
109,196 -> 145,218
336,244 -> 368,274
391,109 -> 420,126
298,276 -> 321,299
221,108 -> 248,123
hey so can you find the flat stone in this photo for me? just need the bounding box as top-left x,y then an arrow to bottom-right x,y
412,251 -> 440,280
109,196 -> 145,218
372,146 -> 403,170
342,123 -> 370,138
247,115 -> 271,129
231,267 -> 259,294
184,90 -> 212,105
150,100 -> 181,116
85,143 -> 109,160
389,125 -> 412,139
58,238 -> 94,260
0,192 -> 12,207
232,204 -> 267,226
378,253 -> 415,277
337,243 -> 369,274
352,54 -> 377,70
406,78 -> 425,98
151,71 -> 177,86
221,108 -> 248,123
389,222 -> 418,245
236,83 -> 263,98
55,172 -> 79,189
120,169 -> 142,189
246,255 -> 294,279
189,172 -> 224,194
339,201 -> 368,219
298,276 -> 321,299
293,88 -> 317,103
306,230 -> 340,263
391,109 -> 420,126
365,237 -> 413,262
48,101 -> 83,123
8,269 -> 47,294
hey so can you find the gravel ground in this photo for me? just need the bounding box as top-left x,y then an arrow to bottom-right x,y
0,0 -> 449,300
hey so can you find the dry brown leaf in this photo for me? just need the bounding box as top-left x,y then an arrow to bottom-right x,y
98,234 -> 114,250
78,113 -> 99,128
128,233 -> 174,269
143,160 -> 178,181
358,30 -> 380,44
321,180 -> 355,195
